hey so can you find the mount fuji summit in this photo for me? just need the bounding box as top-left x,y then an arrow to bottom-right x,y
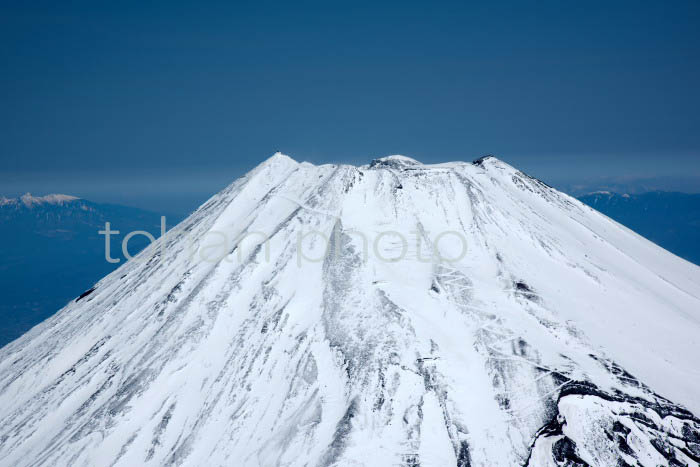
1,153 -> 699,467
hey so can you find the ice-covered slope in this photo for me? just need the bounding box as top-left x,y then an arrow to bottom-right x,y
1,154 -> 699,467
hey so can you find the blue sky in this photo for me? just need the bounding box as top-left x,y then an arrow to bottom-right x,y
1,0 -> 699,212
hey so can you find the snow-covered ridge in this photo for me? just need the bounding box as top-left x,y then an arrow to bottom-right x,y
0,193 -> 80,207
0,153 -> 698,467
367,154 -> 423,169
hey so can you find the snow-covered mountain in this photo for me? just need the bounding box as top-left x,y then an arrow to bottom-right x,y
0,193 -> 80,207
1,154 -> 699,467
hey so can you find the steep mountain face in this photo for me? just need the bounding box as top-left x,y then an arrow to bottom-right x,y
0,154 -> 699,467
0,194 -> 178,346
578,191 -> 700,266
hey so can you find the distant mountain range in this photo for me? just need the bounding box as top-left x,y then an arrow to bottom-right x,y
577,191 -> 700,266
0,194 -> 181,346
556,174 -> 700,197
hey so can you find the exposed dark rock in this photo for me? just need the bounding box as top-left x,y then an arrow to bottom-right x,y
527,379 -> 700,467
75,287 -> 96,302
552,437 -> 588,466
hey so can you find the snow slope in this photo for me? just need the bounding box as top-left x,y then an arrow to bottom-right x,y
0,154 -> 699,466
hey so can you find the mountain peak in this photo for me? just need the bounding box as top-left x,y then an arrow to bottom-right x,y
21,193 -> 79,207
369,154 -> 422,169
472,154 -> 506,167
269,151 -> 296,163
1,193 -> 80,207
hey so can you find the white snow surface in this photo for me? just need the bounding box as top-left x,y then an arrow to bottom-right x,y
0,153 -> 699,466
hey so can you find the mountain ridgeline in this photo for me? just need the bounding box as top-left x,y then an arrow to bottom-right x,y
0,156 -> 699,466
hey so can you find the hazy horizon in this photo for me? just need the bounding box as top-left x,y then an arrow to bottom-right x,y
0,152 -> 698,214
2,0 -> 699,213
2,152 -> 700,213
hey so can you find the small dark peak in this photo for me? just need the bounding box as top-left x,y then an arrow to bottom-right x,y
75,287 -> 96,302
430,281 -> 440,294
472,155 -> 497,167
396,183 -> 403,190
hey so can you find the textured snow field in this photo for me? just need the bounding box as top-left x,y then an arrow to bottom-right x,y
0,154 -> 699,466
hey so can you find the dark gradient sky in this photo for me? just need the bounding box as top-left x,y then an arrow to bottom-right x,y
2,0 -> 699,213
